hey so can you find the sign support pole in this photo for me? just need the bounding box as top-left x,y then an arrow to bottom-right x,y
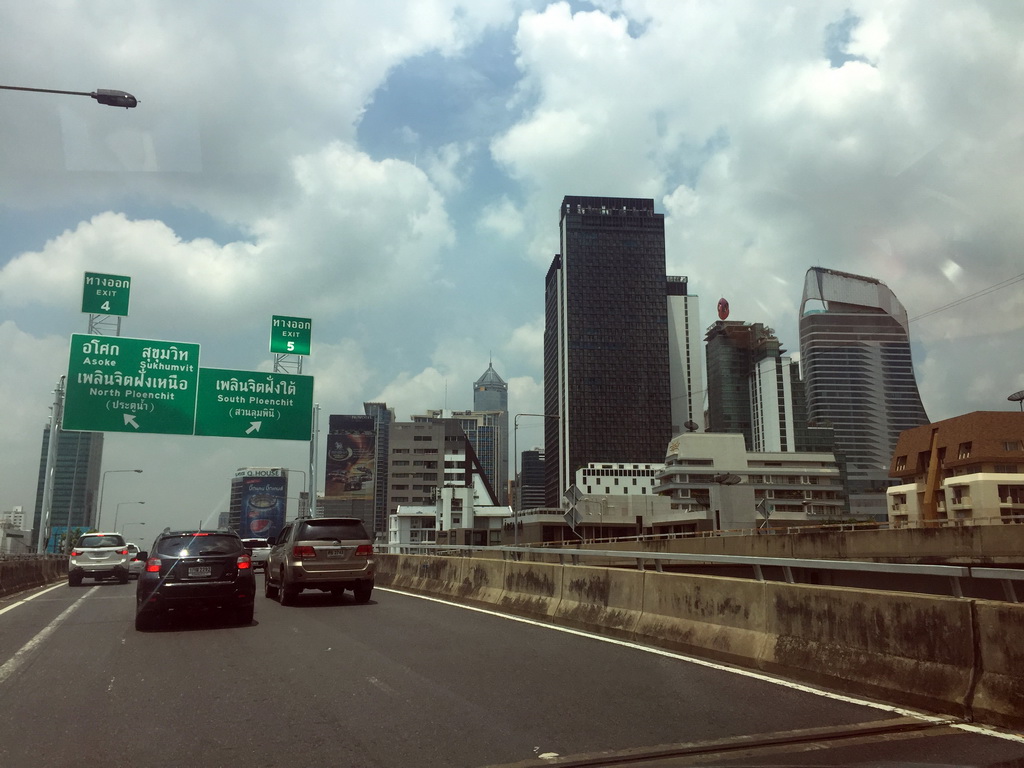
37,376 -> 66,553
308,403 -> 319,518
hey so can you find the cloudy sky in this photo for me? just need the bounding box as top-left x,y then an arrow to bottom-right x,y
3,0 -> 1023,533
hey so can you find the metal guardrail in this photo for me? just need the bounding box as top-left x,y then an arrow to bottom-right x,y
386,543 -> 1023,603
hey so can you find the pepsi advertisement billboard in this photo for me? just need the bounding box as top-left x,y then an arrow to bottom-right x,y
239,475 -> 287,539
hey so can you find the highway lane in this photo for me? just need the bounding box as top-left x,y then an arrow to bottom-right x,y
1,581 -> 1022,767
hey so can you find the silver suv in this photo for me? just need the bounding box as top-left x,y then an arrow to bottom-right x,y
264,517 -> 374,606
69,532 -> 131,586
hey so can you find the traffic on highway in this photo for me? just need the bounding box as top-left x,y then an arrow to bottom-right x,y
2,573 -> 1023,767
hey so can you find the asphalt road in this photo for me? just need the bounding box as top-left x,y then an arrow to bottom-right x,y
1,579 -> 1022,767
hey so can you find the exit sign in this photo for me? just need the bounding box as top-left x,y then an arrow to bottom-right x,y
82,272 -> 131,316
269,315 -> 311,355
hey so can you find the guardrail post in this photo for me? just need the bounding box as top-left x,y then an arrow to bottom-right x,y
782,565 -> 794,584
950,576 -> 963,598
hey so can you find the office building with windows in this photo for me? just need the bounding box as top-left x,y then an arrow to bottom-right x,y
32,426 -> 103,551
544,196 -> 674,507
799,267 -> 929,518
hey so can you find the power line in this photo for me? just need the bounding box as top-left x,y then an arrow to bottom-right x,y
910,272 -> 1024,322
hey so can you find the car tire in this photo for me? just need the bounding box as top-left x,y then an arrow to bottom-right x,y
68,574 -> 83,587
352,580 -> 373,604
330,587 -> 346,602
279,579 -> 299,606
234,605 -> 254,626
264,573 -> 278,599
118,572 -> 129,585
135,610 -> 158,631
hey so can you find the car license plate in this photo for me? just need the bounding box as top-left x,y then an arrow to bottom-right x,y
324,548 -> 348,559
188,566 -> 212,577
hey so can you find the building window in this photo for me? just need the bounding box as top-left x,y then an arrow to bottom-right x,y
957,442 -> 972,459
894,456 -> 907,472
1004,441 -> 1021,451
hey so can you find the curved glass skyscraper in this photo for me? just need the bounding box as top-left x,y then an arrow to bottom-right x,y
798,267 -> 929,518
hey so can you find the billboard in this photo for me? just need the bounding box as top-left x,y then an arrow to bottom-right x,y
238,475 -> 287,539
325,416 -> 376,499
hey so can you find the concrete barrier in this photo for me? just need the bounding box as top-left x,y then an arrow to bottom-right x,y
760,582 -> 975,718
634,571 -> 769,669
969,600 -> 1024,730
459,557 -> 506,607
0,556 -> 67,597
375,553 -> 1024,728
500,560 -> 561,620
556,565 -> 643,640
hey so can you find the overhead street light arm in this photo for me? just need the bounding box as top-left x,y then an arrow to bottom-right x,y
0,84 -> 138,108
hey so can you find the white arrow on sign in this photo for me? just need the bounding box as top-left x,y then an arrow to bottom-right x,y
246,422 -> 262,434
123,414 -> 140,430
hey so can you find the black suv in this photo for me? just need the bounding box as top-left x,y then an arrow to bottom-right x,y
135,530 -> 256,630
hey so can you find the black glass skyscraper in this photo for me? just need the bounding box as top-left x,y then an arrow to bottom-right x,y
543,196 -> 673,507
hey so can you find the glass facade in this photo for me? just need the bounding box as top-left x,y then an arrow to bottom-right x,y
799,267 -> 929,519
544,196 -> 673,507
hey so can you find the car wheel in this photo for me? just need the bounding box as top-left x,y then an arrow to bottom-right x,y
264,573 -> 278,599
135,610 -> 158,631
279,579 -> 299,607
234,605 -> 254,626
352,580 -> 373,604
68,573 -> 83,587
118,572 -> 129,584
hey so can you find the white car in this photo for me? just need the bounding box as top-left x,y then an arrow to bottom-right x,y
127,543 -> 146,579
68,532 -> 131,586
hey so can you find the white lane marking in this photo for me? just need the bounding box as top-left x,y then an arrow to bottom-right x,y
379,587 -> 1024,745
0,586 -> 97,685
0,583 -> 67,616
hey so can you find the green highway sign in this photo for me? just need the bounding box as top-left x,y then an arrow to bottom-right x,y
269,315 -> 312,355
194,368 -> 314,440
63,334 -> 200,434
82,272 -> 131,316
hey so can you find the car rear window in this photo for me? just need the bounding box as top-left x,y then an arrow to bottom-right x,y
242,539 -> 268,550
77,535 -> 126,548
297,520 -> 368,541
156,534 -> 242,557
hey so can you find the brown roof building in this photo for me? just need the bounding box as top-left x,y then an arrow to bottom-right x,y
887,411 -> 1024,526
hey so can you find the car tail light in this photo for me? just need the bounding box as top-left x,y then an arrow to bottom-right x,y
355,544 -> 373,556
71,549 -> 82,557
292,545 -> 316,560
145,557 -> 161,572
237,554 -> 252,570
116,548 -> 129,555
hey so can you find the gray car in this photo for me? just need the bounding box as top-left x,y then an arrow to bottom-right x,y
68,532 -> 131,586
264,517 -> 374,605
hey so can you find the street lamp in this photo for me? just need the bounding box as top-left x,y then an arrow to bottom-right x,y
114,501 -> 145,532
0,84 -> 138,108
512,412 -> 559,545
122,521 -> 147,543
98,469 -> 143,530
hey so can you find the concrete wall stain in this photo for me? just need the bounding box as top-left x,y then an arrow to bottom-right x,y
566,574 -> 610,606
506,568 -> 555,597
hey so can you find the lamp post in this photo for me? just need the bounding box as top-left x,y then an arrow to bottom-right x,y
98,469 -> 143,530
114,501 -> 145,532
0,84 -> 138,108
512,412 -> 559,545
122,521 -> 147,544
275,468 -> 307,514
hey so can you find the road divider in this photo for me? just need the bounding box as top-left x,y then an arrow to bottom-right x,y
376,553 -> 1023,731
